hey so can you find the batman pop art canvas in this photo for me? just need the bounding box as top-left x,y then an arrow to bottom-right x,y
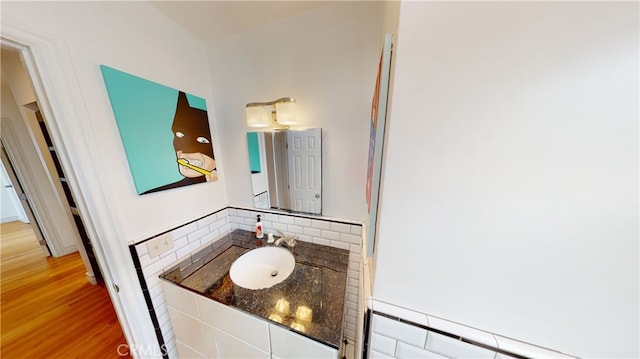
100,65 -> 218,195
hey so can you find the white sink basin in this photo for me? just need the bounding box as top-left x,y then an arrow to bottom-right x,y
229,246 -> 295,290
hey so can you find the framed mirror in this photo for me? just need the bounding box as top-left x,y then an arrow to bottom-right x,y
247,128 -> 322,215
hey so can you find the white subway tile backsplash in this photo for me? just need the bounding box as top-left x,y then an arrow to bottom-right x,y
347,324 -> 356,336
144,274 -> 162,291
211,218 -> 228,231
373,315 -> 427,348
264,213 -> 279,222
200,229 -> 220,245
311,219 -> 331,230
196,214 -> 217,228
303,227 -> 322,237
321,230 -> 340,241
157,308 -> 170,329
350,225 -> 363,235
396,341 -> 444,359
139,253 -> 153,269
294,217 -> 312,227
160,317 -> 173,338
175,239 -> 203,260
217,209 -> 229,220
287,224 -> 304,234
272,222 -> 288,232
170,222 -> 199,240
330,222 -> 351,233
341,233 -> 361,245
349,260 -> 360,272
148,281 -> 163,299
347,293 -> 358,304
372,300 -> 430,328
240,210 -> 257,218
173,236 -> 188,251
142,252 -> 178,276
279,215 -> 295,224
218,223 -> 232,235
371,333 -> 397,355
187,227 -> 209,243
136,241 -> 149,256
370,349 -> 394,359
426,315 -> 497,350
151,289 -> 167,308
494,335 -> 577,358
426,331 -> 496,359
331,240 -> 350,251
347,277 -> 358,288
348,268 -> 359,280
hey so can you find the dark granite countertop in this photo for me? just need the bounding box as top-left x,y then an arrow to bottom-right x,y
160,229 -> 350,348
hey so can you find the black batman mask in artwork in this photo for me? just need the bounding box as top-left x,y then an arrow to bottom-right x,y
141,91 -> 217,194
172,91 -> 214,159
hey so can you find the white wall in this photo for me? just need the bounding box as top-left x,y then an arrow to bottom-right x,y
2,1 -> 229,243
373,2 -> 638,358
2,1 -> 230,354
208,2 -> 384,222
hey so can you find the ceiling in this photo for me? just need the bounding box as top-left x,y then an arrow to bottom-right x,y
148,1 -> 334,42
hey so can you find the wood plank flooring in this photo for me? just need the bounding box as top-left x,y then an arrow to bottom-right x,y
1,221 -> 130,358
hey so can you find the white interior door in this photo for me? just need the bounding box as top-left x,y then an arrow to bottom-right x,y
287,129 -> 322,214
1,161 -> 27,223
1,143 -> 50,256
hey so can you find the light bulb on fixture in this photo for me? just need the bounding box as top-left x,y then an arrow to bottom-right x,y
245,106 -> 270,128
246,97 -> 297,129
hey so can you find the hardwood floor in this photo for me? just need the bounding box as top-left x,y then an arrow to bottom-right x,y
1,221 -> 130,358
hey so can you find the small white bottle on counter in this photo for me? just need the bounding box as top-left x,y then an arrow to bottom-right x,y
255,215 -> 264,239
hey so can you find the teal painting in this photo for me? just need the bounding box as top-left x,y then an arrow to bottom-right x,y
100,65 -> 218,194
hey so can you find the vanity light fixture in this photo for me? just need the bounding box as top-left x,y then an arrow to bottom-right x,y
246,97 -> 297,129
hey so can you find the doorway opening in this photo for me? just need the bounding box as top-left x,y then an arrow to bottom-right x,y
0,43 -> 129,357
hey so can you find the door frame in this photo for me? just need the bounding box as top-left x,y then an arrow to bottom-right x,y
1,17 -> 158,358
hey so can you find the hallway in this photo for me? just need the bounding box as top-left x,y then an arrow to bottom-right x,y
1,221 -> 130,358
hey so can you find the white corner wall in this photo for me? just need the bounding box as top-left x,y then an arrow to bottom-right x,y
207,2 -> 384,222
2,2 -> 231,355
373,2 -> 638,358
2,1 -> 229,243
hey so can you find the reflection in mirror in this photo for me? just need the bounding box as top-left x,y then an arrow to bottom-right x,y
247,128 -> 322,215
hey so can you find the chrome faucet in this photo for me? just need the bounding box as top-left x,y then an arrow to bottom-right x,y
274,231 -> 297,248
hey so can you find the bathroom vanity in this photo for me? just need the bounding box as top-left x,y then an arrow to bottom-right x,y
160,229 -> 349,358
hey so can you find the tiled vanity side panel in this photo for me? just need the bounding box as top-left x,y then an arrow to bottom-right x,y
132,209 -> 232,359
228,208 -> 362,349
368,305 -> 579,359
369,313 -> 497,359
